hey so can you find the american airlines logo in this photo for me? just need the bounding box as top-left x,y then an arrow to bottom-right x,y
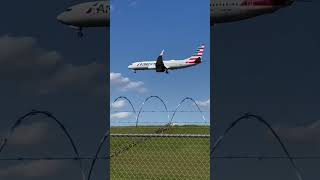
137,63 -> 155,66
86,3 -> 109,14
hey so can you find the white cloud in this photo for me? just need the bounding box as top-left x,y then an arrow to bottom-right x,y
40,63 -> 105,95
128,0 -> 137,7
0,35 -> 61,81
110,72 -> 147,93
111,99 -> 127,109
274,127 -> 320,144
196,99 -> 210,108
271,120 -> 320,144
6,122 -> 49,146
0,35 -> 106,97
0,160 -> 67,178
110,112 -> 133,119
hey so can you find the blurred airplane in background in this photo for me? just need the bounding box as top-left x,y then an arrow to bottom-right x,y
57,0 -> 305,35
128,45 -> 205,74
211,0 -> 301,25
57,1 -> 109,37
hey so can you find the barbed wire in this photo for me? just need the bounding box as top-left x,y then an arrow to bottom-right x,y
1,107 -> 318,179
111,110 -> 209,112
211,113 -> 304,180
0,155 -> 320,161
0,110 -> 86,180
215,156 -> 320,160
111,96 -> 208,127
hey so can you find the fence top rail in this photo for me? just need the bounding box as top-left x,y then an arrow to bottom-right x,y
110,133 -> 210,138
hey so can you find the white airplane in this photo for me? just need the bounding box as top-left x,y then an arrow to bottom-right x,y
128,45 -> 205,74
57,1 -> 109,37
211,0 -> 296,25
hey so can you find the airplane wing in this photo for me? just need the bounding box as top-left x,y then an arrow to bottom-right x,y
155,50 -> 167,72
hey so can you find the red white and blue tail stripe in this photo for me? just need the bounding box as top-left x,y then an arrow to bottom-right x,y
187,44 -> 205,64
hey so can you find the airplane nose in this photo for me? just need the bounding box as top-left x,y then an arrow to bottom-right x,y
128,64 -> 135,69
56,13 -> 66,24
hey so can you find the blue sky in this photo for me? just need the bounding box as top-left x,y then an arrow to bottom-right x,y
110,0 -> 210,126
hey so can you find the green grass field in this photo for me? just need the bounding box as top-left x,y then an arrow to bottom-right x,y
110,126 -> 210,180
110,125 -> 209,134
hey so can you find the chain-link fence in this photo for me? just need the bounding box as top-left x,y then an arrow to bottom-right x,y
110,126 -> 210,180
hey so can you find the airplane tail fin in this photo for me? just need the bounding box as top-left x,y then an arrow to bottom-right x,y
157,50 -> 164,61
186,44 -> 205,64
156,50 -> 166,72
160,49 -> 164,56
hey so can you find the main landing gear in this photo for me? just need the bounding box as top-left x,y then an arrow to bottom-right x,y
77,28 -> 84,38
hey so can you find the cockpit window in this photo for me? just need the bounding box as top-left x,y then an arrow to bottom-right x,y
65,8 -> 72,12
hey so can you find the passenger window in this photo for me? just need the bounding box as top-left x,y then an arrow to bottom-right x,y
86,8 -> 93,14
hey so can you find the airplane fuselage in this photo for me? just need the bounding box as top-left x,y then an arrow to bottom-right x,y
128,60 -> 199,71
57,1 -> 109,28
58,0 -> 293,29
211,0 -> 293,24
128,45 -> 204,73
